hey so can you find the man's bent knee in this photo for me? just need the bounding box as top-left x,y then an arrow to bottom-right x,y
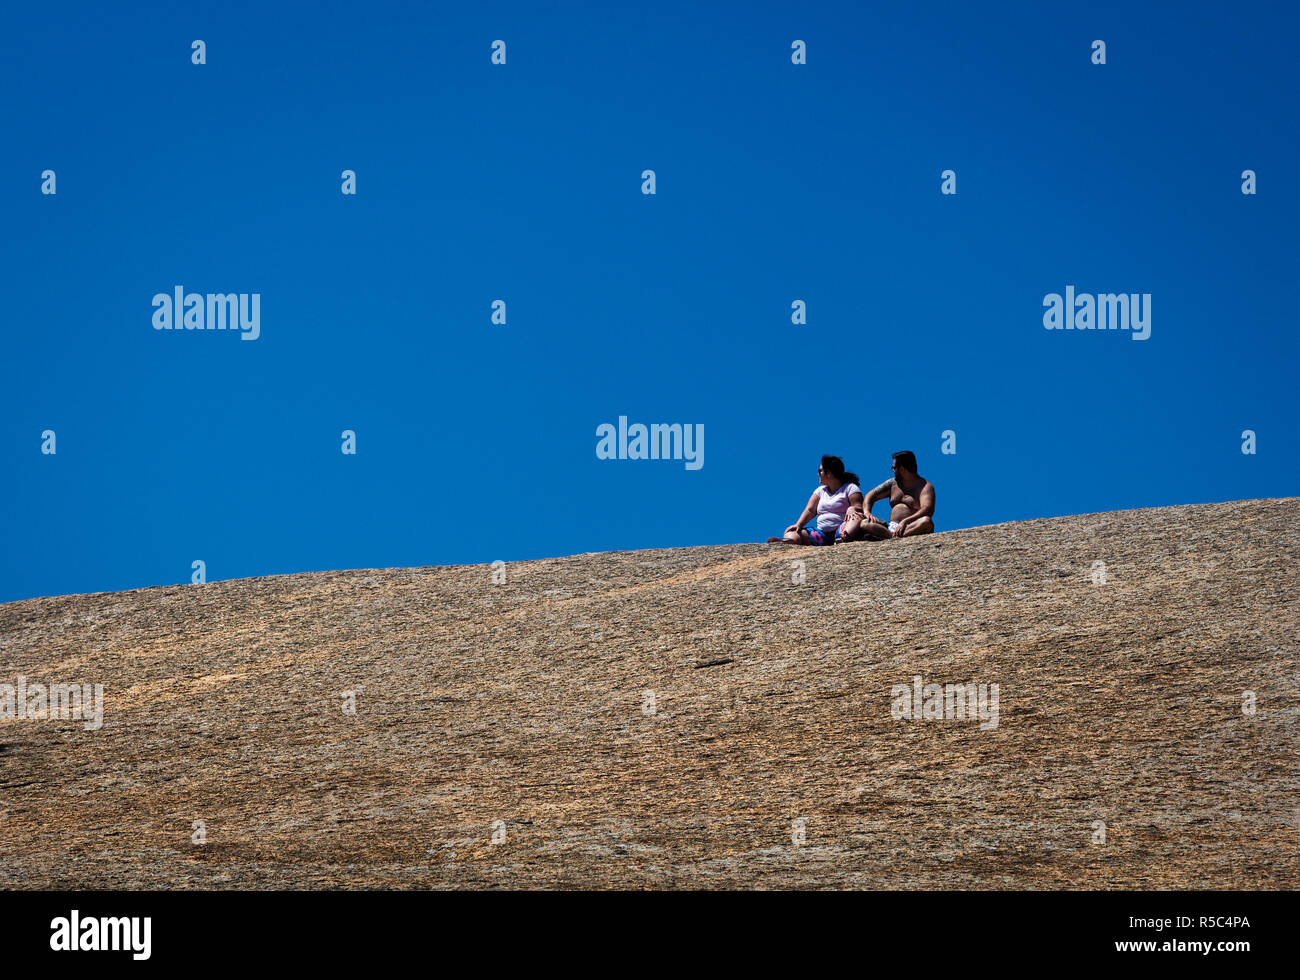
904,516 -> 934,536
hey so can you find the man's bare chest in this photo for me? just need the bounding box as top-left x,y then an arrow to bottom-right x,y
891,481 -> 925,509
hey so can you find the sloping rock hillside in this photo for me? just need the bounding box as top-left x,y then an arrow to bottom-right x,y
1,498 -> 1297,889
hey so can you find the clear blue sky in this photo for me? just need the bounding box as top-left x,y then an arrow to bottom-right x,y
2,0 -> 1297,603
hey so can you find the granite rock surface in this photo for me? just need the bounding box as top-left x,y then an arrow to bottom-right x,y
1,498 -> 1296,889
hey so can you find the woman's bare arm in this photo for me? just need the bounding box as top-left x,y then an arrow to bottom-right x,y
788,490 -> 822,531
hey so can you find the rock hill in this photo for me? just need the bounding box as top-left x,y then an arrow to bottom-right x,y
1,498 -> 1297,889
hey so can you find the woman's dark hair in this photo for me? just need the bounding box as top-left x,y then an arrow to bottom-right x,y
821,455 -> 860,487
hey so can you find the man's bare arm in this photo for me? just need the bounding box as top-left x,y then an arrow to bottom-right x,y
913,482 -> 935,519
863,479 -> 894,522
895,482 -> 936,535
864,478 -> 894,509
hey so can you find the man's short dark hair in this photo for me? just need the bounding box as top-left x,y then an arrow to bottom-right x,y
892,450 -> 918,474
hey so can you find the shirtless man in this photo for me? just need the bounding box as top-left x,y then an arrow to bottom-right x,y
838,450 -> 936,540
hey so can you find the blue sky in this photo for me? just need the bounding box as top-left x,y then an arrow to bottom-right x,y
2,0 -> 1297,602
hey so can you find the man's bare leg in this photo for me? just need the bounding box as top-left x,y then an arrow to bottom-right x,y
858,518 -> 892,540
888,503 -> 933,537
897,515 -> 934,536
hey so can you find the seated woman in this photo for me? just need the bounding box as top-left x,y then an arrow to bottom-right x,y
771,456 -> 863,545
